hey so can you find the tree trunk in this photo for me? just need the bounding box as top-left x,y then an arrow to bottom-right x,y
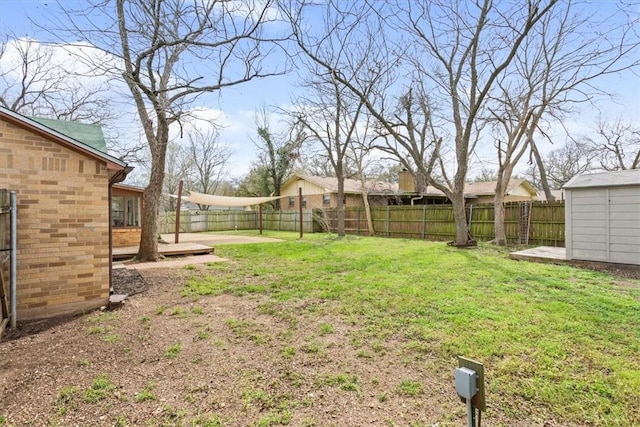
451,191 -> 469,246
137,144 -> 167,261
493,166 -> 512,246
361,188 -> 374,235
493,191 -> 507,246
530,141 -> 555,201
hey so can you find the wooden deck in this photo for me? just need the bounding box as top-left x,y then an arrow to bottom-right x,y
112,242 -> 213,261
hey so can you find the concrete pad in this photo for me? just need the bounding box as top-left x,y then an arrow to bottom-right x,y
160,233 -> 283,246
510,246 -> 567,263
125,254 -> 228,270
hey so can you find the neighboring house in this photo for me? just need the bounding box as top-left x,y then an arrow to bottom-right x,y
537,188 -> 565,201
112,183 -> 144,248
280,174 -> 399,210
465,179 -> 539,204
398,170 -> 539,204
0,106 -> 130,321
564,169 -> 640,266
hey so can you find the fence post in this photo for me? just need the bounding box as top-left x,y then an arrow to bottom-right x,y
174,180 -> 183,243
422,204 -> 426,239
386,206 -> 390,237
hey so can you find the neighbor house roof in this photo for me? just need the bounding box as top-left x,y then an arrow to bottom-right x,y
464,179 -> 538,197
563,169 -> 640,189
0,106 -> 126,170
285,174 -> 399,195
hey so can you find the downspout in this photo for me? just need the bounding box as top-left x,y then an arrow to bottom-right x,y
10,191 -> 17,328
108,167 -> 132,295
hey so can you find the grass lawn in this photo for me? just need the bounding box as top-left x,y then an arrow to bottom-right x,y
194,230 -> 640,425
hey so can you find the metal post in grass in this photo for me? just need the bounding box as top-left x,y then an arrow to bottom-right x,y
454,356 -> 486,427
258,203 -> 263,235
174,180 -> 183,243
298,187 -> 303,238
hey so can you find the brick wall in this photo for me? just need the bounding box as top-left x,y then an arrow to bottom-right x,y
112,228 -> 141,247
0,118 -> 111,320
285,193 -> 366,210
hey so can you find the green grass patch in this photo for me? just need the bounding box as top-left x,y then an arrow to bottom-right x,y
135,383 -> 157,403
323,373 -> 360,393
87,326 -> 105,335
56,385 -> 79,414
170,307 -> 188,318
254,410 -> 292,427
103,334 -> 120,343
319,322 -> 334,335
83,374 -> 116,403
210,233 -> 640,425
397,380 -> 422,397
164,343 -> 183,359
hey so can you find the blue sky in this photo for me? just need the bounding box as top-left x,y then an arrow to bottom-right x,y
0,0 -> 296,180
1,0 -> 639,182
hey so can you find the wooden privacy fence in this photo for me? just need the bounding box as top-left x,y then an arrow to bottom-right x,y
160,209 -> 317,234
321,201 -> 565,246
159,201 -> 565,247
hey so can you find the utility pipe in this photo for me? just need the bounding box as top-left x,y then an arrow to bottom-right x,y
10,191 -> 17,328
411,195 -> 424,205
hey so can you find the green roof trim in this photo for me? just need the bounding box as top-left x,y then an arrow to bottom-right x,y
29,116 -> 107,153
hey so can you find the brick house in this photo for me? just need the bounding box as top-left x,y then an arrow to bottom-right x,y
0,106 -> 130,321
397,170 -> 539,204
280,174 -> 399,210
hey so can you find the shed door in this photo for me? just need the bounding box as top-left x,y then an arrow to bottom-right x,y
608,187 -> 640,264
569,188 -> 608,261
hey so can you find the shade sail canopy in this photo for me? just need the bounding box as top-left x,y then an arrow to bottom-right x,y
182,191 -> 286,207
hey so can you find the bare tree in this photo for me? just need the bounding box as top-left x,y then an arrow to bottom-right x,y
292,69 -> 368,237
49,0 -> 288,260
345,120 -> 378,236
526,5 -> 640,199
284,0 -> 561,246
0,34 -> 116,123
252,107 -> 303,208
163,141 -> 192,212
527,140 -> 595,189
184,126 -> 232,209
583,119 -> 640,171
473,0 -> 640,244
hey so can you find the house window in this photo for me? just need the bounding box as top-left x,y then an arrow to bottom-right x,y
288,196 -> 295,208
112,196 -> 140,227
323,194 -> 331,205
302,196 -> 307,208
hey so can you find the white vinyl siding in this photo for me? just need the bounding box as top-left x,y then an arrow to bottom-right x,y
565,181 -> 640,265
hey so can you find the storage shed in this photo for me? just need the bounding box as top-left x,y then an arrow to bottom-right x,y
564,169 -> 640,265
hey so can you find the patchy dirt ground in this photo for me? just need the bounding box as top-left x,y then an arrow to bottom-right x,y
0,261 -> 602,427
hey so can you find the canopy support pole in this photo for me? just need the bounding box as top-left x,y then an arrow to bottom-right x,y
175,180 -> 183,244
299,187 -> 303,239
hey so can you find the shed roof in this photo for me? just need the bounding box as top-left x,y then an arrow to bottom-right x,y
563,169 -> 640,189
